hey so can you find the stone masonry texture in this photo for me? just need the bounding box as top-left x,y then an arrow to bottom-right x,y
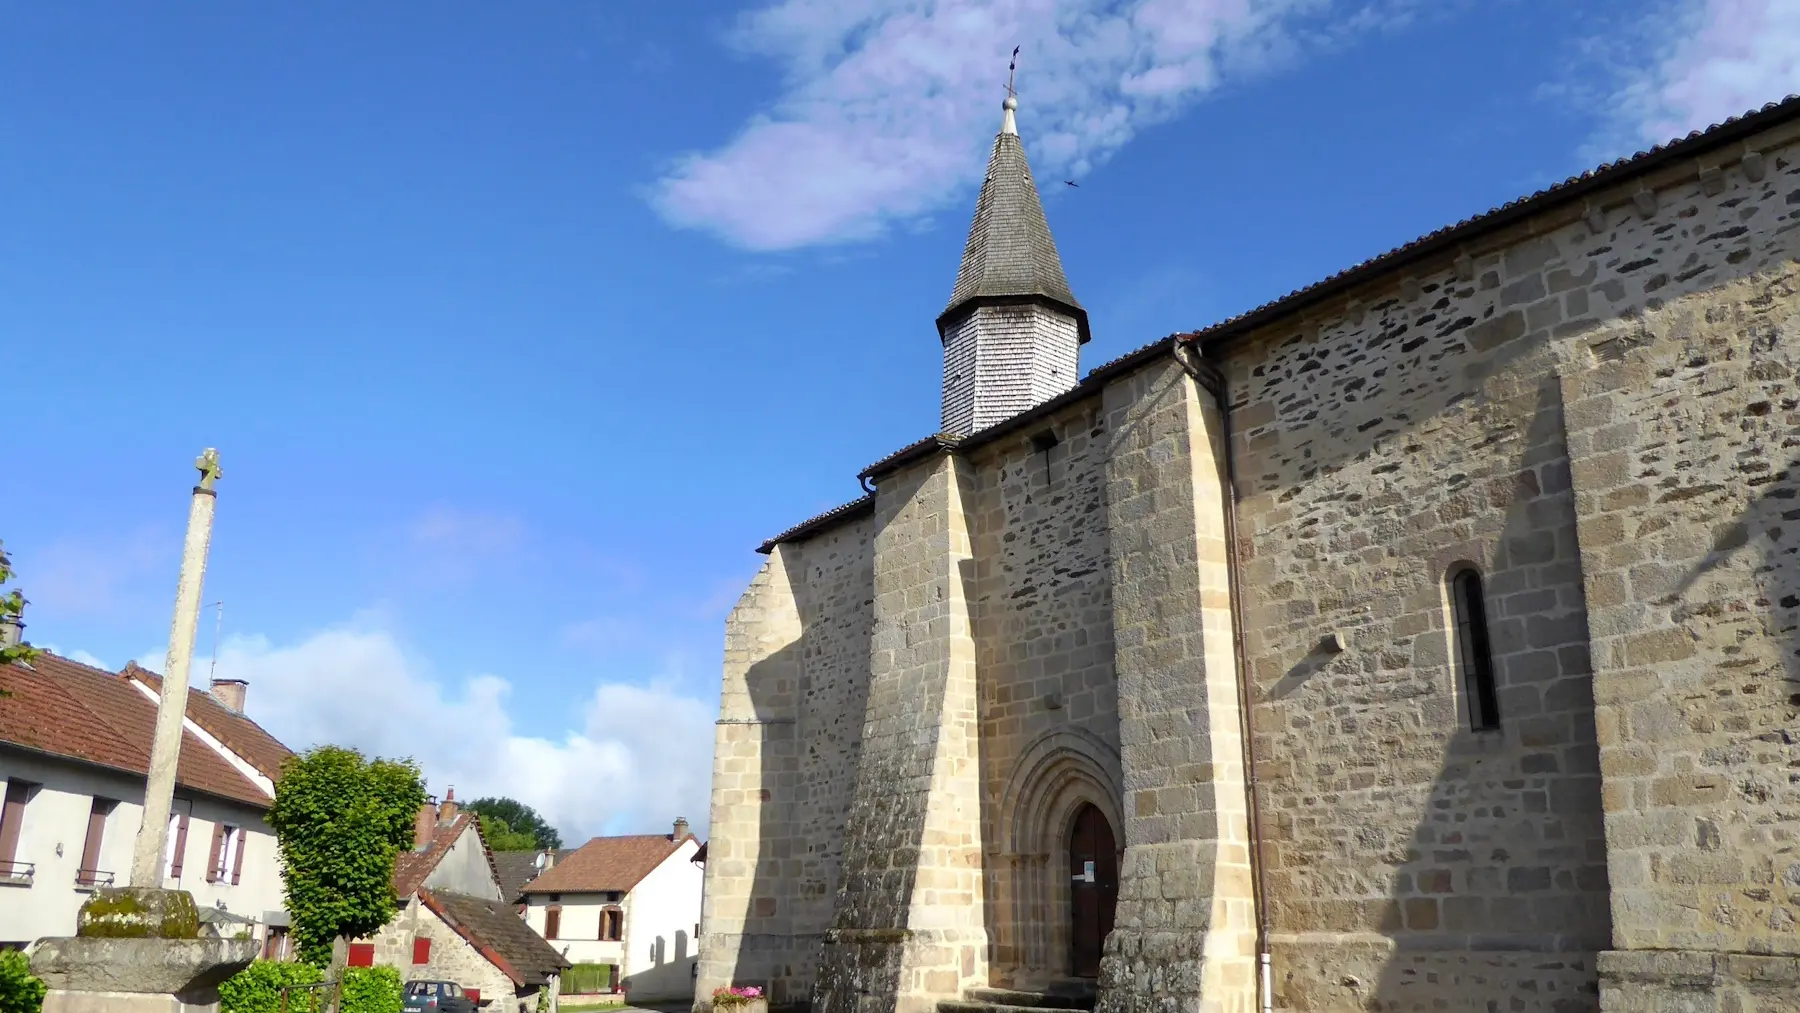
701,110 -> 1800,1013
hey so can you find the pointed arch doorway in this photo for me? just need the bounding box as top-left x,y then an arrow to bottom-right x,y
1067,803 -> 1118,978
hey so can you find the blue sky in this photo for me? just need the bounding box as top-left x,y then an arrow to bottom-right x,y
4,0 -> 1794,840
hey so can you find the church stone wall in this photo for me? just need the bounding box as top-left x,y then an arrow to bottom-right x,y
1223,120 -> 1800,1011
788,521 -> 879,996
698,520 -> 876,1011
965,402 -> 1121,987
702,101 -> 1800,1013
1564,269 -> 1800,1007
814,456 -> 988,1013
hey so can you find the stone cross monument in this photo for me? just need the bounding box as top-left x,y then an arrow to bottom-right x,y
30,449 -> 257,1013
133,448 -> 223,887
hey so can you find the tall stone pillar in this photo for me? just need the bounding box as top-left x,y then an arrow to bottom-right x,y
1097,358 -> 1256,1013
814,454 -> 988,1013
31,450 -> 255,1013
698,546 -> 804,1006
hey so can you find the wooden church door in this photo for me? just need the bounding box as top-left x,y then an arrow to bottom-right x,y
1068,803 -> 1118,978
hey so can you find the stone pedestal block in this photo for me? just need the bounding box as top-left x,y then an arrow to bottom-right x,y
29,936 -> 259,1013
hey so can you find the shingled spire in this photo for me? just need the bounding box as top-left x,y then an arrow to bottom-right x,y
937,94 -> 1088,436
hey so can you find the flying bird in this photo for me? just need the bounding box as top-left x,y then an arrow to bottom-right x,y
1065,180 -> 1079,187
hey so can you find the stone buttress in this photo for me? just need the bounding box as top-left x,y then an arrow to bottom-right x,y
813,454 -> 989,1013
698,547 -> 805,1004
1095,357 -> 1257,1013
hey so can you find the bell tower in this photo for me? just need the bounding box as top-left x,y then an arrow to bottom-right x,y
937,92 -> 1088,435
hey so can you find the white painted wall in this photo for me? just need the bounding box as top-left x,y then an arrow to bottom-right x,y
524,892 -> 625,970
0,749 -> 285,948
621,840 -> 703,1001
422,824 -> 503,901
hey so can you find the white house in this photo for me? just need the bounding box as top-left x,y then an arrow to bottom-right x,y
519,820 -> 704,1003
0,652 -> 295,954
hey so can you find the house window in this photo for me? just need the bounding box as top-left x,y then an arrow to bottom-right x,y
1450,566 -> 1501,731
544,906 -> 562,940
165,811 -> 191,881
0,780 -> 35,882
347,943 -> 375,967
600,908 -> 622,941
413,937 -> 431,964
208,824 -> 246,884
77,798 -> 118,887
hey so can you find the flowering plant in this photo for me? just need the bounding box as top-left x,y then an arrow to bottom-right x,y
712,986 -> 765,1008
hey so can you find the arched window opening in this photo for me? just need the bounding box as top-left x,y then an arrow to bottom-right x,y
1451,567 -> 1501,731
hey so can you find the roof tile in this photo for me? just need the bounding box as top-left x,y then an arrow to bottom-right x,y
0,653 -> 271,807
519,834 -> 689,895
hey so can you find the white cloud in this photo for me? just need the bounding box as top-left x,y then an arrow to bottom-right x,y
651,0 -> 1429,250
202,619 -> 717,843
1599,0 -> 1800,151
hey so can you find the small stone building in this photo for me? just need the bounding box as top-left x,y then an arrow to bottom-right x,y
356,793 -> 568,1013
697,91 -> 1800,1013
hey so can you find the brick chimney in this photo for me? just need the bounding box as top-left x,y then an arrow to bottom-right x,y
438,787 -> 458,824
414,799 -> 438,851
673,817 -> 690,841
209,678 -> 247,713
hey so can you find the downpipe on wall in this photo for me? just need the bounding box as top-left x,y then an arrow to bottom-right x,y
1172,336 -> 1274,1013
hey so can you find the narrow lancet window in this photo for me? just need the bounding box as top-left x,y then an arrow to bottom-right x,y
1451,567 -> 1501,730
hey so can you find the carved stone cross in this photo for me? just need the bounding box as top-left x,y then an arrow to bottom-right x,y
195,448 -> 222,491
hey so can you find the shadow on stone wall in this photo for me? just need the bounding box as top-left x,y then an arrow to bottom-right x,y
1667,449 -> 1800,928
736,634 -> 812,1010
1360,379 -> 1612,1012
1673,448 -> 1800,706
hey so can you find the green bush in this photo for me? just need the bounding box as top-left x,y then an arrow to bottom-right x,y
0,952 -> 45,1013
219,960 -> 324,1013
340,965 -> 401,1013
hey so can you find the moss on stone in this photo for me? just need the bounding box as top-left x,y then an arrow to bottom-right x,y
76,886 -> 201,939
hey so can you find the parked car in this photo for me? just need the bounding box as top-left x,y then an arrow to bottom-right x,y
403,980 -> 473,1013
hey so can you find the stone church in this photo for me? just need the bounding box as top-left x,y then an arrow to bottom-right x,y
696,90 -> 1800,1013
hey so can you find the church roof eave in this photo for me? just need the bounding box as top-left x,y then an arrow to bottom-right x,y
936,292 -> 1092,345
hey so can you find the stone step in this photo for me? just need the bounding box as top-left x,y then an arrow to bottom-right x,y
966,988 -> 1095,1010
938,1002 -> 1068,1013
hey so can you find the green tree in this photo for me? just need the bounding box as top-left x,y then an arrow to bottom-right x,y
465,797 -> 562,851
0,540 -> 42,669
477,814 -> 540,852
266,746 -> 426,967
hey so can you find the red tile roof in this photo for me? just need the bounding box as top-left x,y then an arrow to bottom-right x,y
121,664 -> 293,781
0,653 -> 272,807
519,834 -> 691,895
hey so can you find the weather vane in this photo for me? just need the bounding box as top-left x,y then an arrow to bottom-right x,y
1006,45 -> 1020,99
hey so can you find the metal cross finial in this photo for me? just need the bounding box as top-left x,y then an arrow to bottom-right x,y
195,448 -> 223,491
1006,45 -> 1020,98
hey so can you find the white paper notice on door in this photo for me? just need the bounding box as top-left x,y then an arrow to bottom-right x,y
1083,860 -> 1095,883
